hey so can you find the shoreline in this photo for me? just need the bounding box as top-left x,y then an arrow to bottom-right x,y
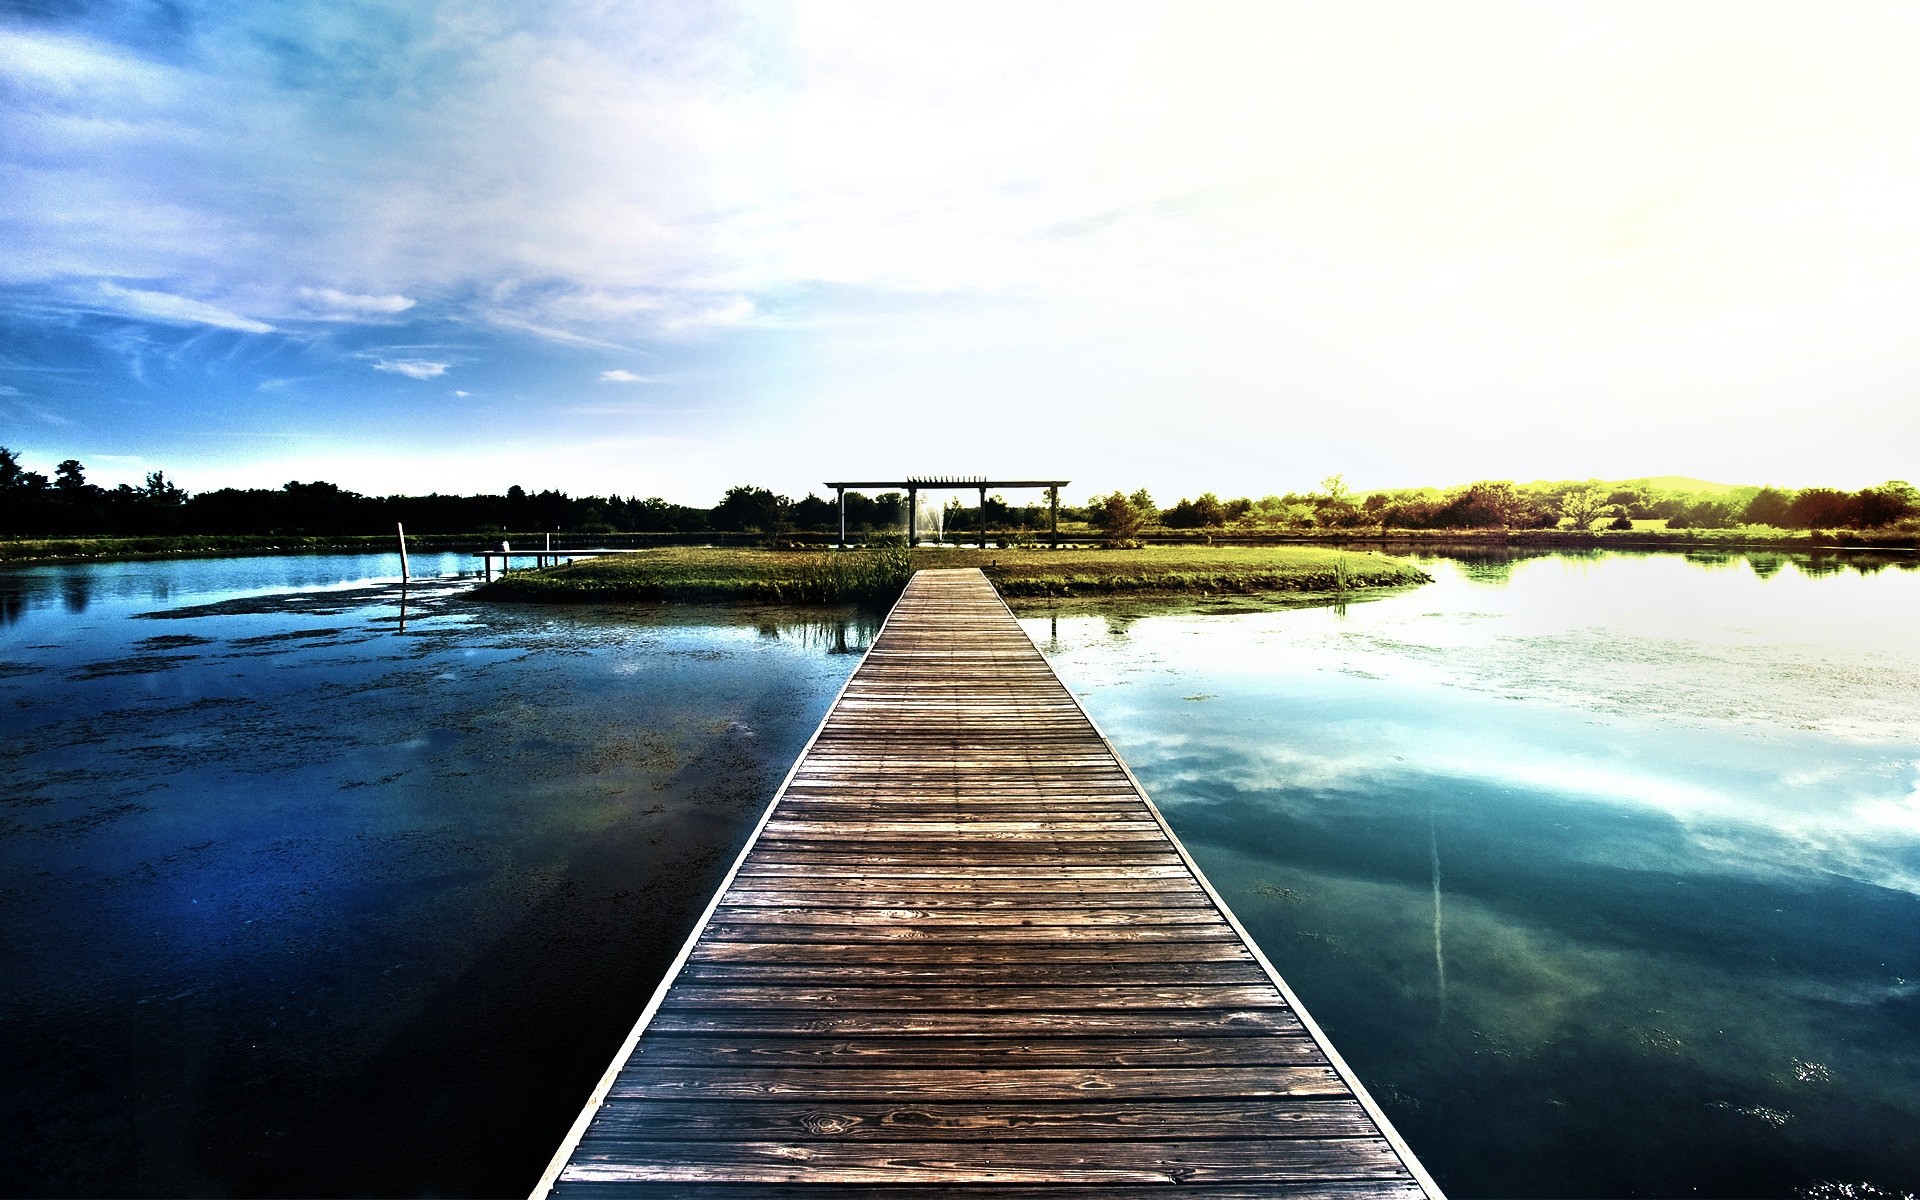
3,526 -> 1913,569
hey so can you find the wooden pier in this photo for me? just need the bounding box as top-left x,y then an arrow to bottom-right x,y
537,569 -> 1440,1198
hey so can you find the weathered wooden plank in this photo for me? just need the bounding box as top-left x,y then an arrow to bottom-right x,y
554,1184 -> 1424,1200
737,848 -> 1182,864
677,961 -> 1267,987
724,874 -> 1207,894
579,1096 -> 1371,1140
697,922 -> 1245,944
644,1009 -> 1308,1038
733,861 -> 1192,878
706,906 -> 1227,927
686,940 -> 1259,966
558,1139 -> 1410,1185
606,1065 -> 1348,1102
658,984 -> 1288,1012
714,890 -> 1219,911
627,1034 -> 1322,1069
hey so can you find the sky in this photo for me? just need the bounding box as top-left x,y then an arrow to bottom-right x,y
2,1 -> 1917,505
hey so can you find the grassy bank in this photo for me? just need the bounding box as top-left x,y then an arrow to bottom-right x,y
477,545 -> 1430,606
0,531 -> 810,565
0,533 -> 420,564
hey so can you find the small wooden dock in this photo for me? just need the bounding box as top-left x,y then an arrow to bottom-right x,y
537,569 -> 1440,1198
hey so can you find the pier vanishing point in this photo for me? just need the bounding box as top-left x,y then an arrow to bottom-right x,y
538,568 -> 1441,1198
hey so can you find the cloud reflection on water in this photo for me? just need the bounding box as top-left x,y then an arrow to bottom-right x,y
1028,549 -> 1920,1198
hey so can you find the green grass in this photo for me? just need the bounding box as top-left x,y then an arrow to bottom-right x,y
0,533 -> 403,563
477,544 -> 1430,606
477,545 -> 915,604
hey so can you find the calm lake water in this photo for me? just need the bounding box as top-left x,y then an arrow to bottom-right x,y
3,549 -> 1917,1198
0,555 -> 873,1197
1022,550 -> 1920,1199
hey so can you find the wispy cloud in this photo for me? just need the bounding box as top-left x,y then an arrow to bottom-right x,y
97,282 -> 274,333
0,392 -> 75,426
372,359 -> 448,380
297,287 -> 415,319
599,368 -> 656,383
481,312 -> 636,353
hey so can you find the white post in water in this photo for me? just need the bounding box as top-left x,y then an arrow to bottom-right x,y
502,539 -> 510,573
545,531 -> 552,568
397,522 -> 410,584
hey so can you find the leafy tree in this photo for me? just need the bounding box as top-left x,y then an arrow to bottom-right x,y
1162,492 -> 1227,528
1743,487 -> 1793,526
789,492 -> 837,531
1431,481 -> 1535,528
1559,485 -> 1608,530
141,471 -> 187,506
54,459 -> 88,492
0,446 -> 34,491
1364,492 -> 1390,533
1605,486 -> 1654,518
1313,476 -> 1362,527
1784,488 -> 1854,530
711,485 -> 789,533
1088,490 -> 1150,545
841,490 -> 903,533
1855,481 -> 1917,528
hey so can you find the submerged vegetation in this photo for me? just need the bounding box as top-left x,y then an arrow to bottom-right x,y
478,544 -> 1429,607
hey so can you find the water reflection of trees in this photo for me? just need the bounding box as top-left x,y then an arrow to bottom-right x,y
0,571 -> 83,625
1433,547 -> 1580,585
1682,552 -> 1736,569
756,614 -> 882,654
0,579 -> 27,626
1743,551 -> 1913,579
59,570 -> 90,614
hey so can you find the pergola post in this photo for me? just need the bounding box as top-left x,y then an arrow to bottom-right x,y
837,487 -> 846,548
1049,486 -> 1059,548
908,487 -> 918,546
979,486 -> 988,549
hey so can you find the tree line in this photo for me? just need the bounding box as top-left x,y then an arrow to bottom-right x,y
1087,475 -> 1919,540
2,447 -> 1914,540
0,450 -> 960,538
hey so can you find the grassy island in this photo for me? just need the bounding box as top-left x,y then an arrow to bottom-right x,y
476,544 -> 1430,607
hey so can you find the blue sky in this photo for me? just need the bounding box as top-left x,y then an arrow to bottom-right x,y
4,1 -> 1918,504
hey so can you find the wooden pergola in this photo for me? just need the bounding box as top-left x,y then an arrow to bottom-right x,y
823,476 -> 1072,548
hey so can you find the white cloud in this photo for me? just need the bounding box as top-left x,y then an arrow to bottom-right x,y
599,368 -> 655,383
453,389 -> 471,397
372,359 -> 449,380
96,282 -> 274,333
296,287 -> 415,317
